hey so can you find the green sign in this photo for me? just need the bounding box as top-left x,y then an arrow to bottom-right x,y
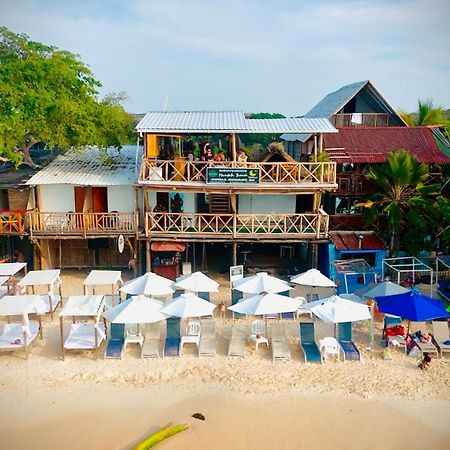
206,167 -> 260,184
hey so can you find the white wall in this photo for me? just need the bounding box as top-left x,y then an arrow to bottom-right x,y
107,186 -> 134,212
182,193 -> 195,213
39,185 -> 75,212
238,195 -> 296,214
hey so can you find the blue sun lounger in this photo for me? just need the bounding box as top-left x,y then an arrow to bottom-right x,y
105,323 -> 125,359
198,292 -> 210,301
299,322 -> 323,363
280,290 -> 295,319
337,322 -> 361,361
164,317 -> 181,357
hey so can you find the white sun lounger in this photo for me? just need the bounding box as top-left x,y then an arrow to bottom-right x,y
271,323 -> 291,362
0,322 -> 40,351
411,322 -> 439,358
141,323 -> 161,359
228,326 -> 247,357
64,323 -> 106,350
432,321 -> 450,357
198,320 -> 216,357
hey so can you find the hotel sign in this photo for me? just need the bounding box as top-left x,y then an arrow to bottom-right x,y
206,167 -> 260,184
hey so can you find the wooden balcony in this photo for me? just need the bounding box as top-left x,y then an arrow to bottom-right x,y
29,212 -> 137,238
145,210 -> 329,241
139,160 -> 337,192
0,210 -> 27,235
336,173 -> 373,195
330,113 -> 391,127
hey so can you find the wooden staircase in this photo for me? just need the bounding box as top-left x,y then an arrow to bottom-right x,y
209,194 -> 231,213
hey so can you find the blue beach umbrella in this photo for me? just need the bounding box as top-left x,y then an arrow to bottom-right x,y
375,291 -> 450,322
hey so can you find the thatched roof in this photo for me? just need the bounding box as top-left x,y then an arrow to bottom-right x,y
256,142 -> 297,163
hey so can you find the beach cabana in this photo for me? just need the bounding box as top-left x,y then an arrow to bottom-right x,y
0,295 -> 47,357
233,272 -> 292,295
59,295 -> 106,360
83,270 -> 123,307
119,272 -> 174,298
174,272 -> 219,299
18,269 -> 62,318
0,262 -> 27,295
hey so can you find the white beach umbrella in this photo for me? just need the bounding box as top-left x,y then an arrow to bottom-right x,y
103,295 -> 168,324
233,272 -> 292,294
228,292 -> 301,315
160,292 -> 216,318
120,272 -> 175,297
362,281 -> 409,299
174,271 -> 219,293
306,295 -> 371,324
290,269 -> 336,288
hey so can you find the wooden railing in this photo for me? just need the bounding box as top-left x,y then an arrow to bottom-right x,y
336,173 -> 372,194
140,160 -> 336,185
331,113 -> 391,127
146,210 -> 329,239
0,210 -> 26,234
29,212 -> 137,236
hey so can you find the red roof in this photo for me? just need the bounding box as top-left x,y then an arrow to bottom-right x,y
330,232 -> 385,251
323,127 -> 450,164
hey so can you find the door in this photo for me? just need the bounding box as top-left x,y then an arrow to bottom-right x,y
92,187 -> 108,213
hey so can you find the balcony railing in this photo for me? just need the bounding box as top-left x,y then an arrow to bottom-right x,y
0,210 -> 26,234
336,173 -> 373,194
140,160 -> 336,185
29,212 -> 137,236
330,113 -> 391,127
146,210 -> 329,239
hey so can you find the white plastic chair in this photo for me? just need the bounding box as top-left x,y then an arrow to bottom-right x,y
248,320 -> 269,350
295,297 -> 311,319
124,323 -> 144,349
319,337 -> 341,361
180,321 -> 201,353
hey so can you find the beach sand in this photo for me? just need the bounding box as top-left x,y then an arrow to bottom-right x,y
1,270 -> 449,449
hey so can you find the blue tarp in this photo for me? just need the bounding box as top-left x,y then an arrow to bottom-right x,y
375,291 -> 450,321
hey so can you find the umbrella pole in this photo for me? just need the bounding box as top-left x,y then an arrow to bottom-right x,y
368,303 -> 374,350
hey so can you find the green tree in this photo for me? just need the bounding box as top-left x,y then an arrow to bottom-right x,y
400,99 -> 447,127
0,27 -> 135,167
240,112 -> 286,149
363,150 -> 436,254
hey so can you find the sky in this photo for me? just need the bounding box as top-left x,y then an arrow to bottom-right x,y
2,0 -> 450,116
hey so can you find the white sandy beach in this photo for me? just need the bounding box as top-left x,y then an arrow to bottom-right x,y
1,270 -> 449,449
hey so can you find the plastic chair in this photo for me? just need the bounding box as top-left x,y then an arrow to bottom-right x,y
124,323 -> 144,349
319,337 -> 341,361
295,297 -> 311,319
180,321 -> 201,353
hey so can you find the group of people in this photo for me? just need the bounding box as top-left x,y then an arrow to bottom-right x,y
186,142 -> 247,164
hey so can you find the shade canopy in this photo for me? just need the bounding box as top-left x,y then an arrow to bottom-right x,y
18,269 -> 60,286
375,291 -> 450,321
233,272 -> 292,294
83,270 -> 123,286
175,272 -> 219,293
103,295 -> 168,324
340,293 -> 365,304
60,295 -> 105,317
290,269 -> 336,288
160,292 -> 216,318
362,281 -> 408,299
228,292 -> 301,315
306,295 -> 371,324
0,295 -> 48,316
120,272 -> 175,296
0,262 -> 27,277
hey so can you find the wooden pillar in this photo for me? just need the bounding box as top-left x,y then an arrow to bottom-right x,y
231,133 -> 237,163
201,242 -> 208,273
313,135 -> 318,162
232,241 -> 237,266
145,240 -> 151,273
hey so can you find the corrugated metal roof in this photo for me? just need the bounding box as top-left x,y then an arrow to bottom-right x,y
323,127 -> 450,164
135,111 -> 337,134
330,232 -> 385,251
26,146 -> 142,186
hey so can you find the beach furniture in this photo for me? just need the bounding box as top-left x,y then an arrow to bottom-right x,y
0,262 -> 27,295
120,272 -> 174,298
295,297 -> 311,319
383,316 -> 407,353
0,295 -> 45,357
174,272 -> 219,295
164,317 -> 181,357
431,321 -> 450,357
410,322 -> 439,358
279,290 -> 295,320
104,323 -> 125,359
180,321 -> 201,354
141,322 -> 161,358
306,293 -> 319,303
337,322 -> 361,361
231,290 -> 245,318
198,292 -> 210,302
124,323 -> 144,349
319,336 -> 341,361
84,270 -> 123,307
198,320 -> 216,357
228,326 -> 247,357
60,295 -> 106,360
299,322 -> 323,363
18,269 -> 62,319
271,322 -> 291,362
248,319 -> 269,350
233,272 -> 292,295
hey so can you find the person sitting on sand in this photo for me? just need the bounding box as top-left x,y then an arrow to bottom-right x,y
418,353 -> 431,370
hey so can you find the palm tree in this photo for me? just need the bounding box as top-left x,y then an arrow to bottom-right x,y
400,99 -> 446,126
363,150 -> 435,254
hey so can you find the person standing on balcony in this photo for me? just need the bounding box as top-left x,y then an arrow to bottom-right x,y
214,149 -> 226,162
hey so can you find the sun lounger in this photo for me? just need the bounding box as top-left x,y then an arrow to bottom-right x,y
411,322 -> 439,358
299,322 -> 323,363
105,323 -> 125,359
198,292 -> 210,302
198,320 -> 216,357
141,322 -> 161,359
164,317 -> 181,357
228,326 -> 247,357
337,322 -> 361,361
0,321 -> 40,351
432,321 -> 450,357
279,290 -> 295,320
271,323 -> 291,362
